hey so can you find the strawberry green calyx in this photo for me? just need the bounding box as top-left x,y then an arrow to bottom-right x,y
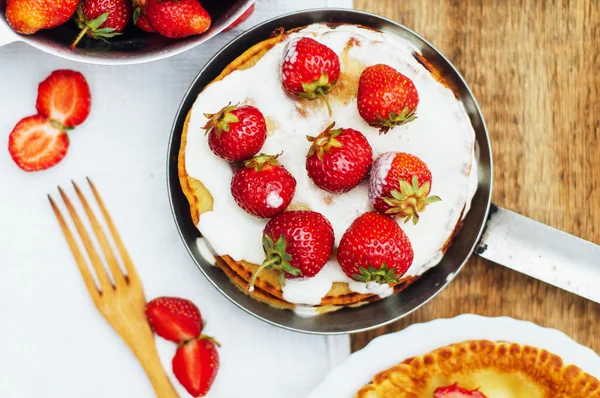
196,334 -> 221,348
203,104 -> 240,135
376,106 -> 417,135
71,6 -> 122,48
299,73 -> 336,116
248,235 -> 300,291
244,153 -> 281,171
48,119 -> 74,131
306,122 -> 343,160
133,7 -> 142,24
352,263 -> 398,284
383,175 -> 441,224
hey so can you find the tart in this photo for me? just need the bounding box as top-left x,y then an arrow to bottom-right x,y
356,340 -> 600,397
178,23 -> 478,314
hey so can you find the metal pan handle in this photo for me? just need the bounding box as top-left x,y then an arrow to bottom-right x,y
476,204 -> 600,304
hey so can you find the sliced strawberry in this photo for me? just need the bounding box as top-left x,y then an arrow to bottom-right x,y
8,115 -> 69,172
434,383 -> 487,398
224,3 -> 254,31
36,70 -> 92,128
145,297 -> 203,343
172,337 -> 220,397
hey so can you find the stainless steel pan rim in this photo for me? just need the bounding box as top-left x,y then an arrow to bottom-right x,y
167,8 -> 493,335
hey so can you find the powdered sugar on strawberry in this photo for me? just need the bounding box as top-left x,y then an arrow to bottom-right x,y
266,191 -> 284,208
369,151 -> 395,199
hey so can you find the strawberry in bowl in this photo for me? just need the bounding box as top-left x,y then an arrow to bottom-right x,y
71,0 -> 132,48
1,0 -> 257,65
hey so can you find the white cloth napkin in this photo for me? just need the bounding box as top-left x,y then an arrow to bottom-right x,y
0,1 -> 352,397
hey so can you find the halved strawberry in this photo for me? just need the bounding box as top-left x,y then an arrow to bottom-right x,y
145,297 -> 203,343
8,115 -> 69,172
36,70 -> 92,128
172,336 -> 220,397
434,384 -> 487,398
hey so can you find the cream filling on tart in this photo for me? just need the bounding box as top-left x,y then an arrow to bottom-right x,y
185,23 -> 478,306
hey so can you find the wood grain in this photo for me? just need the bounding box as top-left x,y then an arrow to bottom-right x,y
352,0 -> 600,354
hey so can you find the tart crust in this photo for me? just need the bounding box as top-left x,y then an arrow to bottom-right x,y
177,25 -> 464,312
356,340 -> 600,398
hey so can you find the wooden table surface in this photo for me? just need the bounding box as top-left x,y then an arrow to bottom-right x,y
351,0 -> 600,353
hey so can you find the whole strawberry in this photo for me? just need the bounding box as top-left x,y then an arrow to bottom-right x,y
172,336 -> 220,397
6,0 -> 78,35
369,152 -> 440,224
337,212 -> 414,283
146,0 -> 211,39
231,154 -> 296,218
358,64 -> 419,134
71,0 -> 132,48
306,123 -> 373,193
204,104 -> 267,162
145,297 -> 203,343
249,211 -> 334,290
434,384 -> 487,398
281,37 -> 341,115
132,0 -> 155,32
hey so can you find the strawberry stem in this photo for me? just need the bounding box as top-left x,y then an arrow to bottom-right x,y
248,256 -> 279,292
319,91 -> 332,116
248,235 -> 299,291
71,26 -> 89,49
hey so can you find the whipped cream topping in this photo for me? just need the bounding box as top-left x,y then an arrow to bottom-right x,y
185,24 -> 478,308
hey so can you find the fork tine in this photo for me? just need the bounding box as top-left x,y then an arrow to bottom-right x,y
49,195 -> 101,303
86,177 -> 140,284
58,186 -> 114,293
72,181 -> 127,289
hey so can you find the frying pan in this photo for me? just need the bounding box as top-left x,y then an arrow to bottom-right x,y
0,0 -> 254,65
166,9 -> 600,334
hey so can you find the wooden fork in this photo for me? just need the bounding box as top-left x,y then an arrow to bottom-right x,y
49,178 -> 179,398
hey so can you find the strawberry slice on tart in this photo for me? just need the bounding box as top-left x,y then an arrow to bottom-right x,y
231,154 -> 297,218
249,210 -> 335,290
338,212 -> 414,283
434,384 -> 488,398
204,103 -> 267,162
369,152 -> 441,224
281,37 -> 341,115
306,123 -> 373,194
358,63 -> 419,134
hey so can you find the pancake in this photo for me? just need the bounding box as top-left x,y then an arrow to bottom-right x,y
178,23 -> 478,314
356,340 -> 600,397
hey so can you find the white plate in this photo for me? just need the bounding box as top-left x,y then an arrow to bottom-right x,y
308,314 -> 600,398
